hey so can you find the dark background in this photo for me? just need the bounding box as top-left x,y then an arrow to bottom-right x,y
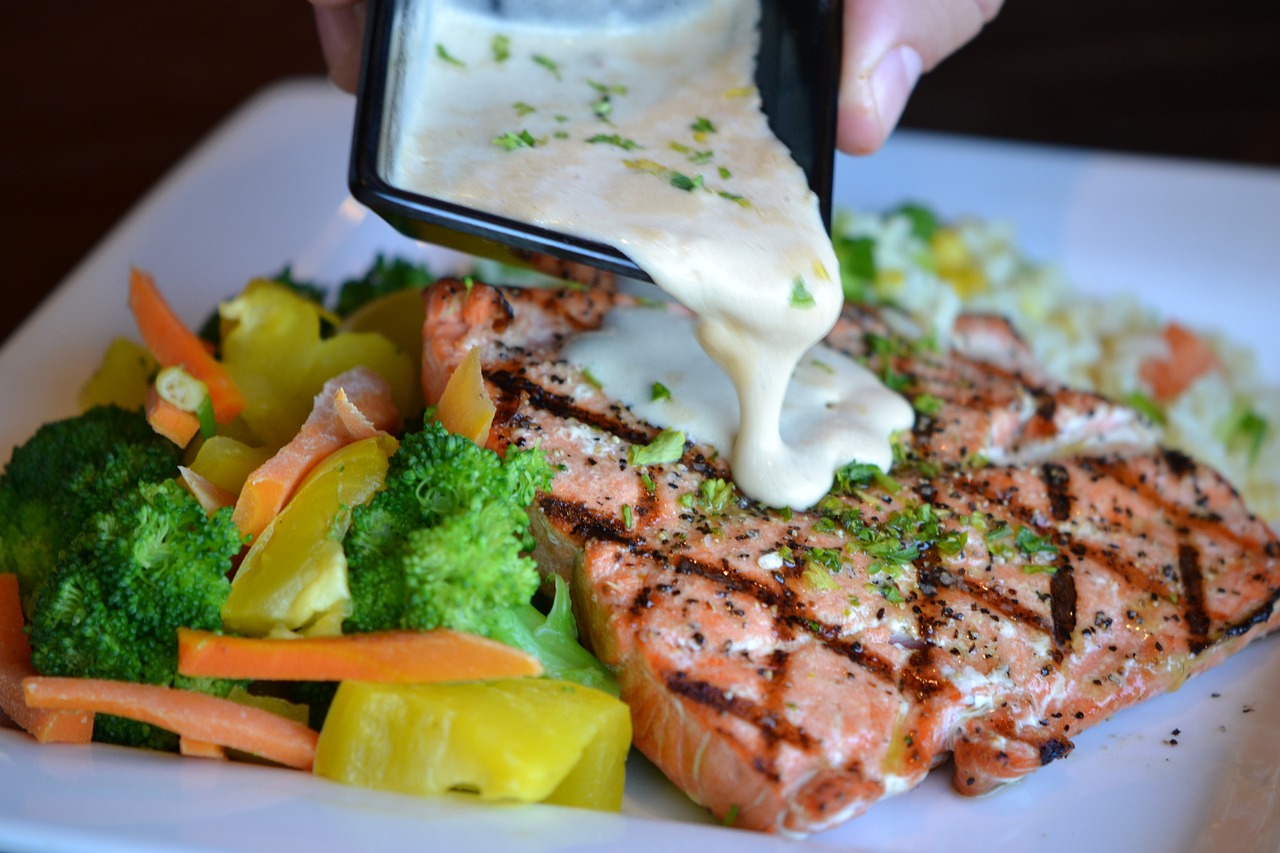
3,1 -> 1277,345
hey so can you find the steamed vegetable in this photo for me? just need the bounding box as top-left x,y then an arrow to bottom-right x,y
22,676 -> 318,770
177,626 -> 542,683
0,406 -> 181,614
314,678 -> 630,810
26,478 -> 244,748
342,418 -> 553,637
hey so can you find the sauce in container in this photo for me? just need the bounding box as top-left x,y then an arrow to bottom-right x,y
386,0 -> 912,509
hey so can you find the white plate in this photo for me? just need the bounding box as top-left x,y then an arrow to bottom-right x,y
2,79 -> 1279,853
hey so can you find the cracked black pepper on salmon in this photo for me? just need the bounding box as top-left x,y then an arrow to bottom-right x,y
420,276 -> 1280,835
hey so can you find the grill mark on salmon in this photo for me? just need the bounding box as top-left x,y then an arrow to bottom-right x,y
423,279 -> 1280,835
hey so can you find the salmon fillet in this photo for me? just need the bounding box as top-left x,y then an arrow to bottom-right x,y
422,278 -> 1280,835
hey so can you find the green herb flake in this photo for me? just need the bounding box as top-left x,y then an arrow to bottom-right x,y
913,393 -> 944,416
586,133 -> 641,150
834,233 -> 878,303
803,564 -> 839,592
1015,526 -> 1060,557
723,805 -> 740,827
716,190 -> 750,207
512,101 -> 536,117
790,278 -> 816,309
691,116 -> 717,135
492,129 -> 538,151
650,381 -> 672,402
640,472 -> 656,495
717,166 -> 732,180
491,34 -> 511,63
435,43 -> 466,67
580,367 -> 603,390
669,172 -> 704,192
532,54 -> 561,79
622,504 -> 635,530
553,130 -> 569,139
628,428 -> 686,467
892,202 -> 939,241
696,478 -> 735,515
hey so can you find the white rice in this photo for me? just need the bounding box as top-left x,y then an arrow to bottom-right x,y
835,208 -> 1280,528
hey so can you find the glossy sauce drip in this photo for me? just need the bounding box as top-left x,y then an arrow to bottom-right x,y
391,0 -> 912,508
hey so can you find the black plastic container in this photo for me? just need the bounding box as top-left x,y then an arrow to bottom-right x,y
349,0 -> 842,282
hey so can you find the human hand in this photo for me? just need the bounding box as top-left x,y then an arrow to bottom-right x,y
307,0 -> 1004,155
312,0 -> 364,94
837,0 -> 1004,154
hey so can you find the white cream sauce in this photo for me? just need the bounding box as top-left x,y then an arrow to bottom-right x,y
390,0 -> 913,508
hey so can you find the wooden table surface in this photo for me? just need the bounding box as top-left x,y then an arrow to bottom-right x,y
3,1 -> 1277,347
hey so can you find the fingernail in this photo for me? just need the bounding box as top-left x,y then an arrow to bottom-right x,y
871,45 -> 923,141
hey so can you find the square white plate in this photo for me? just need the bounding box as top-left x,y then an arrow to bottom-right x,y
1,79 -> 1278,853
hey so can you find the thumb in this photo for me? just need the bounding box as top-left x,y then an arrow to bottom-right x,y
837,0 -> 1003,155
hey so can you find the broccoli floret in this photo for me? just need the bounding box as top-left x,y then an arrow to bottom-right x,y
343,419 -> 553,636
27,479 -> 244,749
0,406 -> 182,614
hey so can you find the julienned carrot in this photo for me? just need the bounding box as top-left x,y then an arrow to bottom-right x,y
177,627 -> 542,683
180,737 -> 229,760
145,385 -> 201,448
129,268 -> 245,424
22,677 -> 318,770
1139,321 -> 1221,404
232,366 -> 400,540
0,574 -> 93,744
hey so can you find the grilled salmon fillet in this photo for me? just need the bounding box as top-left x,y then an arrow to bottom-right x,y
422,277 -> 1280,835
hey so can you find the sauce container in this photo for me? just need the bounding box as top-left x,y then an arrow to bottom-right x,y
349,0 -> 842,282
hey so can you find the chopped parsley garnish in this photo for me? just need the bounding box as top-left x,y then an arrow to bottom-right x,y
803,564 -> 839,592
669,172 -> 704,192
650,381 -> 671,401
717,166 -> 732,180
694,478 -> 735,515
913,393 -> 944,416
435,43 -> 465,67
586,133 -> 641,150
621,504 -> 635,530
640,472 -> 656,494
491,35 -> 510,63
512,101 -> 536,117
691,116 -> 717,135
717,190 -> 749,207
587,80 -> 625,123
628,428 -> 685,467
807,547 -> 843,572
492,129 -> 538,151
1015,526 -> 1059,557
532,54 -> 561,79
580,367 -> 603,390
790,278 -> 816,309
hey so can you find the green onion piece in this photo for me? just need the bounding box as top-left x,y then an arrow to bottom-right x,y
195,395 -> 217,439
650,381 -> 671,401
621,504 -> 634,530
1015,526 -> 1059,557
628,428 -> 685,467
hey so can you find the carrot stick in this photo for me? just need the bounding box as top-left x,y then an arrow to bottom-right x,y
232,366 -> 400,540
129,268 -> 245,424
180,737 -> 229,760
145,385 -> 201,448
23,676 -> 318,770
0,574 -> 93,744
177,627 -> 542,683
